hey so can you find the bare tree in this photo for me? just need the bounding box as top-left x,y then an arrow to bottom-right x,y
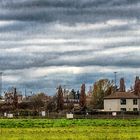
92,79 -> 114,109
30,93 -> 45,112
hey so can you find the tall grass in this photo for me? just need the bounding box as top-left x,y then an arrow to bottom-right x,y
0,126 -> 140,140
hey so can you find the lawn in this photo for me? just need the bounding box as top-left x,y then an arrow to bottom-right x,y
0,119 -> 140,140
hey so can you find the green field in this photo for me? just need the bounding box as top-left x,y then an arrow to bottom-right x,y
0,119 -> 140,140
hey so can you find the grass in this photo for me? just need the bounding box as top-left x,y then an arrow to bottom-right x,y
0,119 -> 140,139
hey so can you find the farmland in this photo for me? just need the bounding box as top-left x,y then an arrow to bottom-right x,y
0,119 -> 140,140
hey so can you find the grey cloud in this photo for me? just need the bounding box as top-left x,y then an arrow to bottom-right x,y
0,48 -> 140,71
2,71 -> 136,95
0,0 -> 140,94
0,0 -> 140,23
2,0 -> 140,9
0,21 -> 36,32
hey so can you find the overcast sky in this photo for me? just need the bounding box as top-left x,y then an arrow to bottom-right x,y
0,0 -> 140,95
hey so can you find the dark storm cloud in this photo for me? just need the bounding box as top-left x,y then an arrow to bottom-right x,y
0,0 -> 140,23
0,48 -> 140,71
2,0 -> 140,9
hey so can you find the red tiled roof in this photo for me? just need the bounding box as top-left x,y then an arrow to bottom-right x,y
104,92 -> 139,99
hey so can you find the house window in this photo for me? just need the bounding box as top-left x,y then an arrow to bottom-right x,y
133,99 -> 137,105
120,108 -> 126,111
133,108 -> 138,111
120,99 -> 126,105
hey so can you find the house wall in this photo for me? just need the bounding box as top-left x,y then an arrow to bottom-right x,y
104,99 -> 140,111
120,99 -> 138,111
104,99 -> 120,111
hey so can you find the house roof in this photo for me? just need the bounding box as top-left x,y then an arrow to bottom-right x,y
104,92 -> 139,99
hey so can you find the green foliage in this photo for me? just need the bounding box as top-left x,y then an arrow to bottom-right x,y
0,119 -> 140,128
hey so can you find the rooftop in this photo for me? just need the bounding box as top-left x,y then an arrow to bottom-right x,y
104,92 -> 139,99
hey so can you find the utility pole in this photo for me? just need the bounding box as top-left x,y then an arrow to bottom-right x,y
114,72 -> 117,92
25,88 -> 27,98
0,72 -> 2,98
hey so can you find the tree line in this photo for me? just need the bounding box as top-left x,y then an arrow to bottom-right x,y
0,76 -> 140,116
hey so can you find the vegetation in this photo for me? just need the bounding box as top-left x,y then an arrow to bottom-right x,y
79,83 -> 86,108
0,77 -> 139,115
57,86 -> 64,111
1,126 -> 140,140
0,119 -> 140,140
0,119 -> 140,128
92,79 -> 114,109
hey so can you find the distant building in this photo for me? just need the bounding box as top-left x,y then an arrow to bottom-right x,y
0,98 -> 5,104
4,88 -> 23,104
4,92 -> 14,104
64,98 -> 79,107
104,92 -> 140,112
63,89 -> 80,107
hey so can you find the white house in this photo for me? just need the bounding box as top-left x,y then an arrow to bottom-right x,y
104,92 -> 140,112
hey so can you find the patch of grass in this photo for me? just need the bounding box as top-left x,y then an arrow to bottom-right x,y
0,119 -> 140,139
0,126 -> 140,140
0,119 -> 140,128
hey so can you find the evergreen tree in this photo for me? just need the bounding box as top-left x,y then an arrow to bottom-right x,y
79,83 -> 86,107
57,85 -> 64,110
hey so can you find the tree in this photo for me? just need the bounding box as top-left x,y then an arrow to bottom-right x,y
134,76 -> 140,96
92,79 -> 114,109
30,93 -> 45,112
18,102 -> 33,110
119,78 -> 126,92
79,83 -> 86,108
77,90 -> 80,100
57,86 -> 64,111
69,89 -> 76,99
47,96 -> 57,112
13,88 -> 18,109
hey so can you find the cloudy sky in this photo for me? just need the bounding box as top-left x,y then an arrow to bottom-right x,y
0,0 -> 140,95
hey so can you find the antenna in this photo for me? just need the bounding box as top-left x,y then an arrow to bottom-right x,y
114,72 -> 117,92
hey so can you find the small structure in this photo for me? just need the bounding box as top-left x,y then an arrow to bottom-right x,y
7,113 -> 13,118
0,99 -> 5,104
41,111 -> 46,117
64,99 -> 79,106
66,113 -> 73,119
104,92 -> 140,112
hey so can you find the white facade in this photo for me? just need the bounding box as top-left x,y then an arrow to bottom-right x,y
104,98 -> 140,112
0,99 -> 5,104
